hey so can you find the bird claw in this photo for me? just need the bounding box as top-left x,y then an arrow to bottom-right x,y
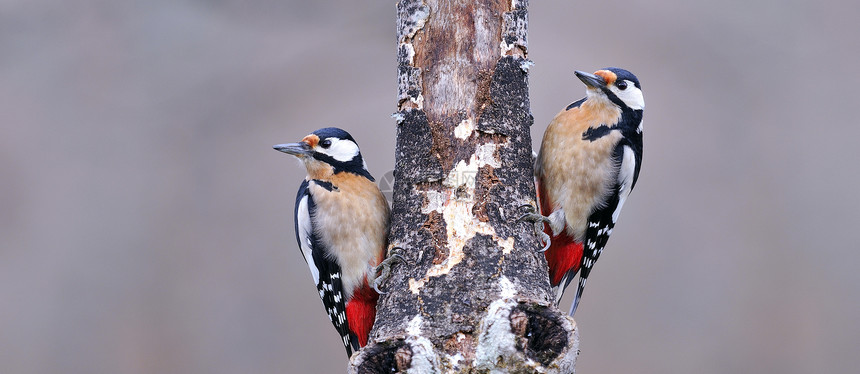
517,203 -> 539,214
516,204 -> 549,224
515,203 -> 552,251
517,211 -> 551,225
371,251 -> 406,294
537,231 -> 551,252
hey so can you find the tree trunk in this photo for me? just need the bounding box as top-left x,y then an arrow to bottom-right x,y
349,1 -> 579,372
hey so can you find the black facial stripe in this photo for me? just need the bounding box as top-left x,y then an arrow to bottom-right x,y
582,107 -> 642,142
312,180 -> 338,192
312,151 -> 344,165
311,152 -> 375,182
582,124 -> 615,141
600,87 -> 628,108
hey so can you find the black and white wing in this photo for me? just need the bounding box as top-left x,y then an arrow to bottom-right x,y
294,180 -> 359,356
569,143 -> 641,316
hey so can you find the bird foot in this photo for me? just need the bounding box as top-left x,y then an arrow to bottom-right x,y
371,251 -> 406,294
516,204 -> 552,252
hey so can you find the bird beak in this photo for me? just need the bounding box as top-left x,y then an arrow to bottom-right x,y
273,142 -> 312,157
575,70 -> 606,88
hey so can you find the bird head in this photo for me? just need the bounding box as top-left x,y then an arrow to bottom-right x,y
575,68 -> 644,111
273,127 -> 372,180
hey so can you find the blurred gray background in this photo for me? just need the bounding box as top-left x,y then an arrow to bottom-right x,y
2,1 -> 858,373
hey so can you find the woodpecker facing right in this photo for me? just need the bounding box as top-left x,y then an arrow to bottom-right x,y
522,67 -> 644,316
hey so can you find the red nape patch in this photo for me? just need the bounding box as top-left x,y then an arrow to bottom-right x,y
345,281 -> 379,347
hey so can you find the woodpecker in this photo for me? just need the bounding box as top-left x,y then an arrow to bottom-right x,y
522,68 -> 644,316
274,127 -> 396,357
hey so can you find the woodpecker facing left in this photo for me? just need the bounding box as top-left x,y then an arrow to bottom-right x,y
273,127 -> 392,357
522,67 -> 645,317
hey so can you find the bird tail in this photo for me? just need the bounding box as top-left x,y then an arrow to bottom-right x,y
568,277 -> 587,316
552,273 -> 569,305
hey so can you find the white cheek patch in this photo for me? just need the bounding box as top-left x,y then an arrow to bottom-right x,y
320,138 -> 360,162
612,80 -> 644,110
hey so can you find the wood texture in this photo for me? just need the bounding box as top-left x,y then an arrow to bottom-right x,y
349,1 -> 579,372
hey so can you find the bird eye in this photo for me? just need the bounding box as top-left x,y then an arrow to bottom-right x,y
616,81 -> 628,90
319,139 -> 332,148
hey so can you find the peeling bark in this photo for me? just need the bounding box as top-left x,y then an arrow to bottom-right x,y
350,1 -> 579,372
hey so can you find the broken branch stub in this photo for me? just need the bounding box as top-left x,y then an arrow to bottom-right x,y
350,0 -> 579,372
